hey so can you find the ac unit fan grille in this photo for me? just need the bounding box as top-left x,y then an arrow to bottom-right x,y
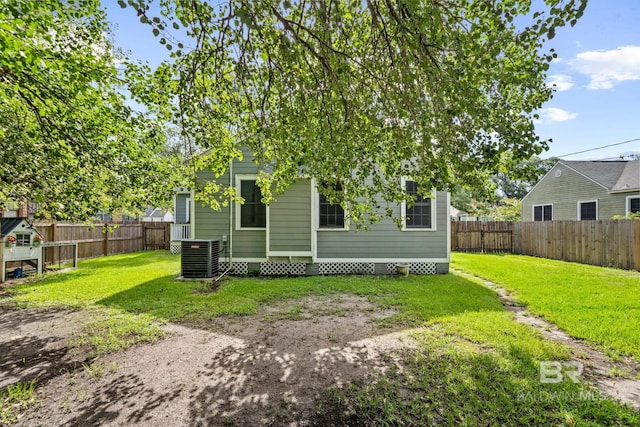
181,240 -> 219,278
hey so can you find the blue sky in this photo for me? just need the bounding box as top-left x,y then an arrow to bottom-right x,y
105,1 -> 640,161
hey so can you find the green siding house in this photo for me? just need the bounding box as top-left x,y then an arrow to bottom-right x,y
522,160 -> 640,221
181,151 -> 450,276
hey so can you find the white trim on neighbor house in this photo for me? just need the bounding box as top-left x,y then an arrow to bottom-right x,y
577,199 -> 598,220
532,203 -> 553,221
313,180 -> 349,232
627,194 -> 640,215
400,177 -> 437,232
235,174 -> 266,231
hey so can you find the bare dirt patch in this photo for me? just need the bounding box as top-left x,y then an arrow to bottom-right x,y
5,295 -> 415,426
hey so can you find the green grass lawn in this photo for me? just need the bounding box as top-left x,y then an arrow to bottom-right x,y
4,251 -> 640,425
8,251 -> 504,323
452,252 -> 640,360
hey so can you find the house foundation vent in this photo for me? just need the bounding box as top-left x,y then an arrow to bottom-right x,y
219,262 -> 249,275
260,262 -> 306,276
318,263 -> 375,275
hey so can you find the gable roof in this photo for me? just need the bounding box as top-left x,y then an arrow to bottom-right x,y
1,218 -> 26,237
611,159 -> 640,192
143,207 -> 171,218
561,160 -> 640,192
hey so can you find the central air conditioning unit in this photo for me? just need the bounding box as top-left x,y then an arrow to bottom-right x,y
181,240 -> 219,278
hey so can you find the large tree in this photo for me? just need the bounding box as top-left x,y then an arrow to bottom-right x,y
0,0 -> 181,221
126,0 -> 586,224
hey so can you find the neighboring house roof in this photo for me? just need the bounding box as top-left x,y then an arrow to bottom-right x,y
611,160 -> 640,192
560,159 -> 640,192
150,209 -> 171,218
144,208 -> 170,218
450,206 -> 467,217
1,218 -> 23,237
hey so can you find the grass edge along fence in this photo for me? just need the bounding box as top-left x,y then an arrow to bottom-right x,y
34,222 -> 170,265
451,219 -> 640,271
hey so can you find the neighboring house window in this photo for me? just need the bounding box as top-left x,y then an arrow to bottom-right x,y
185,198 -> 191,223
239,180 -> 266,228
578,200 -> 598,220
15,234 -> 30,246
318,183 -> 345,229
628,196 -> 640,215
403,180 -> 434,229
533,204 -> 552,221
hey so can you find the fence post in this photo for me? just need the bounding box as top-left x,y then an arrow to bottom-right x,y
103,224 -> 109,256
635,220 -> 640,272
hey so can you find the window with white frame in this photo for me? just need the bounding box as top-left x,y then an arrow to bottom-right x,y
185,198 -> 191,223
533,204 -> 552,221
16,234 -> 30,246
578,200 -> 597,220
238,179 -> 266,228
628,195 -> 640,215
403,180 -> 434,229
318,182 -> 345,229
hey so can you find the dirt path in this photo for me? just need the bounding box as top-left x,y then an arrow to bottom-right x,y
454,270 -> 640,409
3,295 -> 414,426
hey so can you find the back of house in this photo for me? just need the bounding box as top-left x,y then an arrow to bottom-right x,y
178,150 -> 450,276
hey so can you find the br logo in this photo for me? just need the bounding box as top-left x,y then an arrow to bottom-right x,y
540,361 -> 583,383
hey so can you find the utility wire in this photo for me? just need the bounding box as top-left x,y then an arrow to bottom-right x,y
555,138 -> 640,158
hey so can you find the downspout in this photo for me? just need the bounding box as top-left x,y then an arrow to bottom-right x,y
214,157 -> 234,282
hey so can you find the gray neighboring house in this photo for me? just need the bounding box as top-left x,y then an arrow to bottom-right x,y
142,207 -> 174,223
178,150 -> 450,275
522,160 -> 640,221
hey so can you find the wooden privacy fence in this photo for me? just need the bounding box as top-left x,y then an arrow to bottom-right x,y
451,221 -> 514,253
513,220 -> 640,271
452,219 -> 640,271
34,222 -> 171,265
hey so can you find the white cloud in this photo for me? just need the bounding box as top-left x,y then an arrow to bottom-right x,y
538,108 -> 578,122
546,74 -> 574,92
572,45 -> 640,90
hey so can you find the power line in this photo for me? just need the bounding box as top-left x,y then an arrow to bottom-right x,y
555,138 -> 640,158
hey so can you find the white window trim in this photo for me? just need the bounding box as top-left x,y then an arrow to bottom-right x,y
235,174 -> 266,231
313,182 -> 349,232
400,177 -> 437,232
577,199 -> 598,220
185,197 -> 191,223
532,203 -> 553,221
627,195 -> 640,215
